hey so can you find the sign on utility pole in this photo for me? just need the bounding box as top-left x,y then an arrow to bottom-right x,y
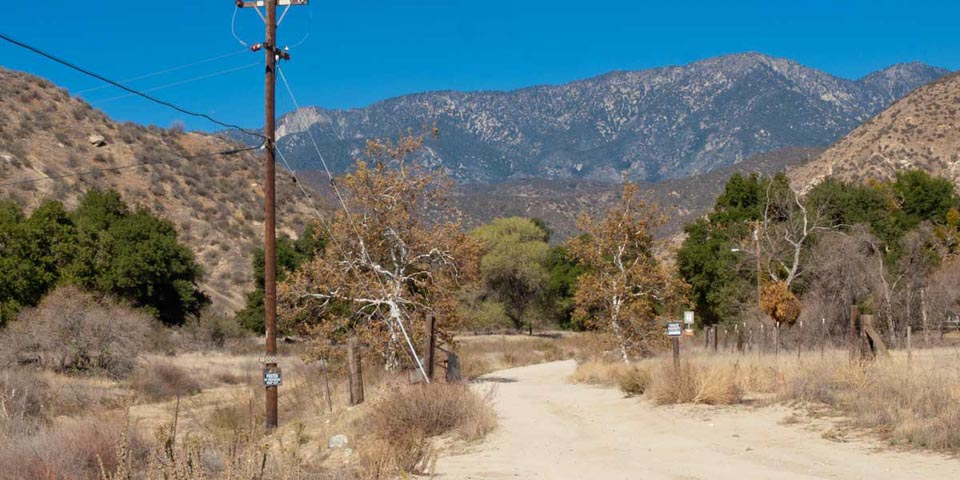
236,0 -> 308,432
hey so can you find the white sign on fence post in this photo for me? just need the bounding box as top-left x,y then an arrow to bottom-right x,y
666,322 -> 683,337
667,322 -> 682,369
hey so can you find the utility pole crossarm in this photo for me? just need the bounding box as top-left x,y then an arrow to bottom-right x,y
237,0 -> 308,7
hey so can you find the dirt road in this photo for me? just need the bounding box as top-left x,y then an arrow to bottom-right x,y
436,360 -> 959,479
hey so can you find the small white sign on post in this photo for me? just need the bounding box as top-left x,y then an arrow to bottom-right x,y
263,367 -> 282,387
666,322 -> 683,337
684,311 -> 695,325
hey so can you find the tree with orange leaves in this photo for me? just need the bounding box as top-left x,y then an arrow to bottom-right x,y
278,135 -> 478,374
568,183 -> 688,362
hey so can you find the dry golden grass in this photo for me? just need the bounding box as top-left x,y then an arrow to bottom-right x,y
0,332 -> 511,480
349,382 -> 496,478
573,344 -> 960,453
648,360 -> 742,405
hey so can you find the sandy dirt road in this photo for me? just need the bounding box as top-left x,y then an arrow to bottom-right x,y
436,360 -> 960,480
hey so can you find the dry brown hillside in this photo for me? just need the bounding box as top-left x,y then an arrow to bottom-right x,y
0,67 -> 319,312
791,72 -> 960,191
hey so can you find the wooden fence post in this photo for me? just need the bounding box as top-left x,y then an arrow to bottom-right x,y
736,324 -> 744,354
907,325 -> 912,366
820,317 -> 825,359
446,351 -> 462,383
797,320 -> 803,361
774,322 -> 780,358
347,336 -> 364,405
672,336 -> 681,370
849,305 -> 859,361
321,357 -> 333,413
424,313 -> 436,381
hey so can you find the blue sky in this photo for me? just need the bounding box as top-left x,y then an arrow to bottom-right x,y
1,1 -> 957,131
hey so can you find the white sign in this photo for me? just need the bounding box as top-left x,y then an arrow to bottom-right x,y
263,367 -> 282,387
684,311 -> 695,325
666,322 -> 683,337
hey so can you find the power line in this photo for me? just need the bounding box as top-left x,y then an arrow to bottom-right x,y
90,62 -> 260,105
73,49 -> 249,95
0,31 -> 264,140
0,144 -> 262,188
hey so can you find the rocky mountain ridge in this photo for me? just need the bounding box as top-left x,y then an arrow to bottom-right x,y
272,53 -> 947,184
790,72 -> 960,191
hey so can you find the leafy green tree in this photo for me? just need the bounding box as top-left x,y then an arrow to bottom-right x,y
238,223 -> 325,333
99,211 -> 204,323
544,245 -> 587,330
1,190 -> 203,326
677,173 -> 766,326
806,170 -> 960,263
63,189 -> 204,325
470,217 -> 550,333
0,199 -> 75,325
893,170 -> 959,230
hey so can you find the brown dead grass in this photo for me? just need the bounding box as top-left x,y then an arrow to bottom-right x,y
351,382 -> 496,478
0,415 -> 147,480
573,345 -> 960,453
128,361 -> 203,401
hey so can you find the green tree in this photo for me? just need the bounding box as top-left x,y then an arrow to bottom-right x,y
1,190 -> 202,326
238,223 -> 325,333
893,170 -> 959,230
0,199 -> 75,325
544,245 -> 587,330
63,189 -> 204,324
677,173 -> 767,326
470,217 -> 550,333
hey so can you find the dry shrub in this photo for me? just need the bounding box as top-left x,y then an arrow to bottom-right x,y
0,368 -> 53,427
650,361 -> 742,405
178,311 -> 250,351
618,366 -> 652,397
98,414 -> 310,480
782,354 -> 960,452
0,286 -> 151,378
128,361 -> 202,401
569,359 -> 631,387
761,281 -> 802,325
0,415 -> 146,480
355,383 -> 496,476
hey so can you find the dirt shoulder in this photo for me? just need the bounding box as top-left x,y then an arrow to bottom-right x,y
436,360 -> 960,480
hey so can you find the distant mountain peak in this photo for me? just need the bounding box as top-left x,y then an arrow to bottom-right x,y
267,53 -> 948,184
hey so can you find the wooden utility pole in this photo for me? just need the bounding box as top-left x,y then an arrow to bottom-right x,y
237,0 -> 308,431
262,0 -> 279,433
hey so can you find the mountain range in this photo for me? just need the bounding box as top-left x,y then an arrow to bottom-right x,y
3,52 -> 958,312
271,53 -> 948,184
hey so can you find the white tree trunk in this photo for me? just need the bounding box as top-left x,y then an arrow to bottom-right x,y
610,296 -> 630,363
